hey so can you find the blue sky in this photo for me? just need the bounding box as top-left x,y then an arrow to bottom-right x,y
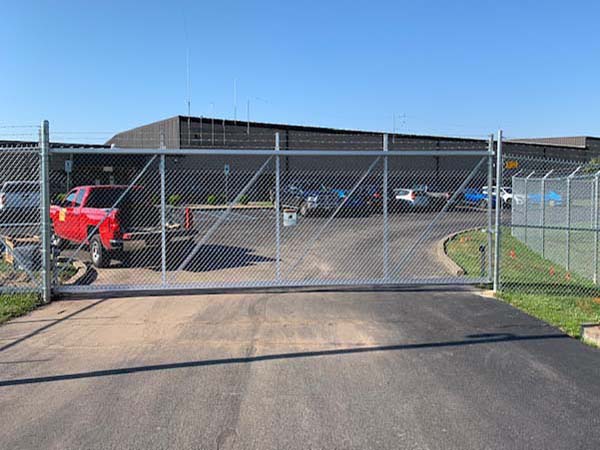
1,0 -> 599,143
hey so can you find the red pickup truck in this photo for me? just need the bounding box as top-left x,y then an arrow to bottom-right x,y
50,185 -> 193,268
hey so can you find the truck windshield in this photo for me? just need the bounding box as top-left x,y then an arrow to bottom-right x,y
86,188 -> 150,209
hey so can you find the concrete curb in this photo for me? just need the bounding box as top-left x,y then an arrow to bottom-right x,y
581,323 -> 600,347
61,260 -> 88,286
437,227 -> 485,276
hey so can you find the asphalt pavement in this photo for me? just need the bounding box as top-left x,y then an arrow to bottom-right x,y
1,287 -> 599,449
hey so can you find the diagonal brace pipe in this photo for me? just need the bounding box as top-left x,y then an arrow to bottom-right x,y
176,156 -> 274,272
391,157 -> 487,279
286,156 -> 381,277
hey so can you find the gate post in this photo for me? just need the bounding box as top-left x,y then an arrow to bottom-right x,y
493,130 -> 503,292
159,132 -> 167,286
486,134 -> 494,282
594,173 -> 599,284
565,167 -> 580,273
275,132 -> 281,281
382,133 -> 389,282
541,173 -> 546,257
566,176 -> 571,272
40,120 -> 52,303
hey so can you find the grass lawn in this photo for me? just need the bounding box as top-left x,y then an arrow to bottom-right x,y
446,228 -> 600,339
0,292 -> 40,325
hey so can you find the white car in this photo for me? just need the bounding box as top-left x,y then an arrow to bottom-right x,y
0,181 -> 40,223
482,186 -> 517,207
393,188 -> 430,210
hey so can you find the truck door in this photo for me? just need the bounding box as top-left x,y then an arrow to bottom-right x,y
72,188 -> 87,243
55,189 -> 77,241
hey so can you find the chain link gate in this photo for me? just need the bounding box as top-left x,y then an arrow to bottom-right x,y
0,134 -> 45,297
44,133 -> 495,295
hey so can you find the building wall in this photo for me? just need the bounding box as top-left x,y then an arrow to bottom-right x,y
107,117 -> 180,149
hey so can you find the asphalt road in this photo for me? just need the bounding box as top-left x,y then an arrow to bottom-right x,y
1,288 -> 599,449
58,208 -> 492,289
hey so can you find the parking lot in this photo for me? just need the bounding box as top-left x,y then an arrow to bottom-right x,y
1,288 -> 599,449
57,207 -> 493,289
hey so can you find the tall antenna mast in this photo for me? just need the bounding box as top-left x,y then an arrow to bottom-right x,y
233,79 -> 237,123
246,99 -> 250,135
183,9 -> 191,146
186,47 -> 191,146
186,48 -> 191,117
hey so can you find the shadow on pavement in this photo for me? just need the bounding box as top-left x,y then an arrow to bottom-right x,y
0,332 -> 567,387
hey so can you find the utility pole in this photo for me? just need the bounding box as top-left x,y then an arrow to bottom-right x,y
246,99 -> 250,135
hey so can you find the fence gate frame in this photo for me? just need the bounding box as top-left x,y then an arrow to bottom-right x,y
17,121 -> 503,298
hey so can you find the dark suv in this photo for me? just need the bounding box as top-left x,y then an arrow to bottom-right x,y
273,181 -> 340,216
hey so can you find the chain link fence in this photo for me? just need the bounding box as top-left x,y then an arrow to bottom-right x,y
498,153 -> 600,296
4,122 -> 600,302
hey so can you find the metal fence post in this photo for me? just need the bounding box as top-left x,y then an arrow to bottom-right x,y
39,120 -> 52,303
275,132 -> 281,281
159,132 -> 167,286
524,176 -> 529,245
486,134 -> 494,282
540,173 -> 546,257
594,173 -> 599,284
566,176 -> 572,272
383,133 -> 389,282
493,130 -> 503,292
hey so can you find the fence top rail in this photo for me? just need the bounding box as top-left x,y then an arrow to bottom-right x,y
513,172 -> 599,182
49,146 -> 492,157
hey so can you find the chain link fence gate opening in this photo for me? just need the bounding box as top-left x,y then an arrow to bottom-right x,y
42,131 -> 494,296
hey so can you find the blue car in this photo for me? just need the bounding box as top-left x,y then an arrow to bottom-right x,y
526,191 -> 563,206
333,185 -> 382,213
463,188 -> 496,208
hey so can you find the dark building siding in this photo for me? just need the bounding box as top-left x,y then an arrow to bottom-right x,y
107,117 -> 180,149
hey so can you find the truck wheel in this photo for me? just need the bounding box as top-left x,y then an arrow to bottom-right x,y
51,230 -> 65,250
478,199 -> 488,209
90,235 -> 109,268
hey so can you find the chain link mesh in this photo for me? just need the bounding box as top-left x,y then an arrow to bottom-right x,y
499,153 -> 600,296
44,147 -> 492,293
0,145 -> 42,293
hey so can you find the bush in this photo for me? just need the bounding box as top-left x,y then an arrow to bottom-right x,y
167,194 -> 182,206
238,194 -> 250,205
206,194 -> 218,205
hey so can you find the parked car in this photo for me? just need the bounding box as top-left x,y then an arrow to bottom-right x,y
0,181 -> 40,224
481,186 -> 519,208
392,188 -> 430,211
482,186 -> 514,208
275,182 -> 340,216
463,187 -> 497,208
50,185 -> 194,268
414,184 -> 452,210
526,191 -> 563,207
332,185 -> 382,214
